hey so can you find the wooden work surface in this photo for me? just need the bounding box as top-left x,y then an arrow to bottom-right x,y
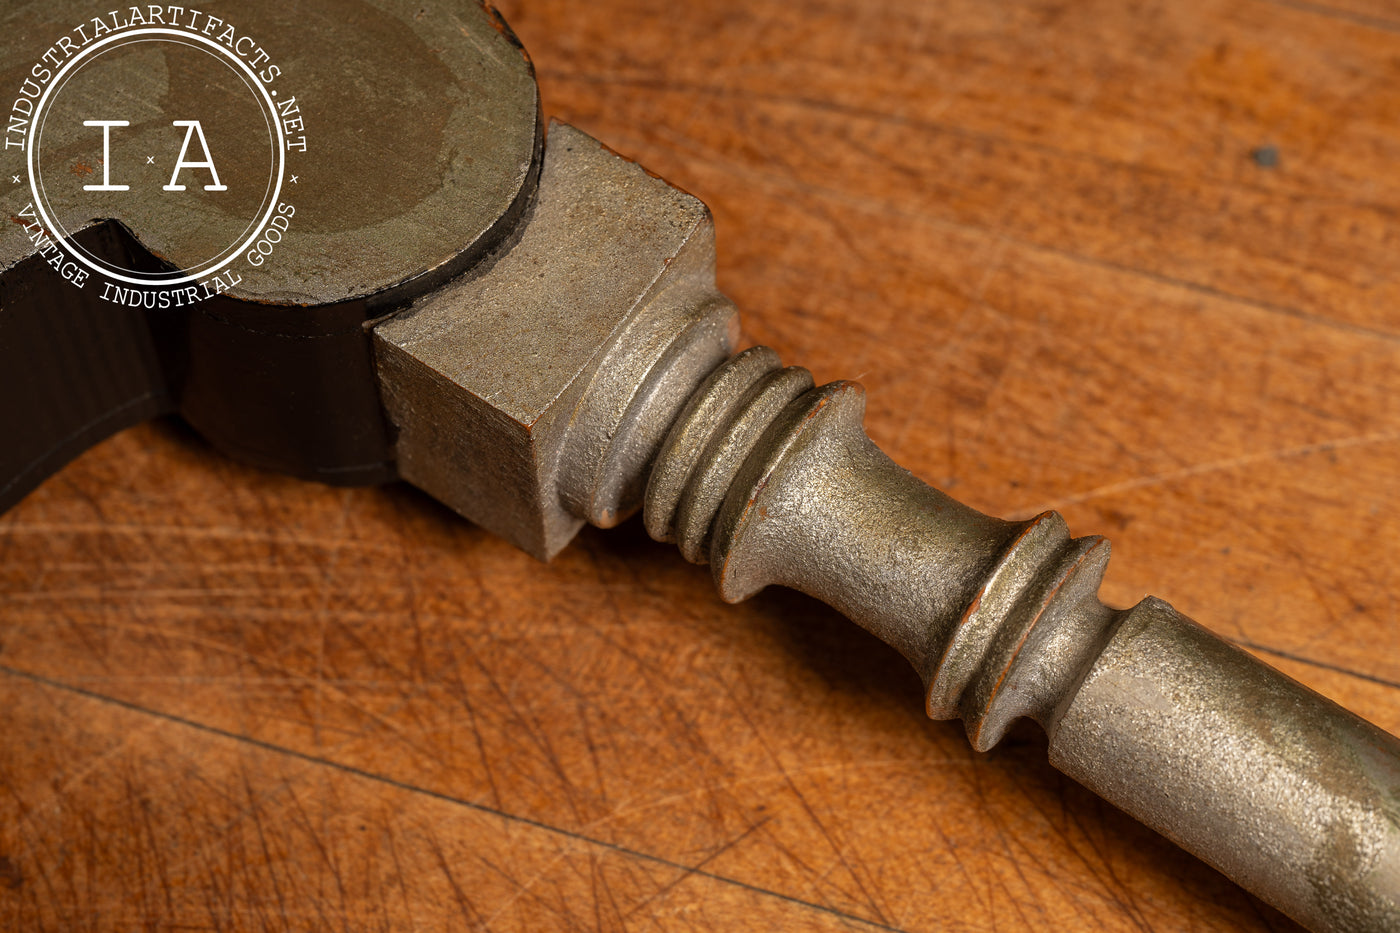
5,1 -> 1400,930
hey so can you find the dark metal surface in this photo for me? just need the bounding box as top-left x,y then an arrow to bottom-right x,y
0,223 -> 173,510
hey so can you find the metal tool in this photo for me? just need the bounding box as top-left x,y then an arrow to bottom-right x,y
2,3 -> 1397,930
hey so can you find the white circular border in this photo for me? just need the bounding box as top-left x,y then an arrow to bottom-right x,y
35,36 -> 278,277
25,26 -> 286,288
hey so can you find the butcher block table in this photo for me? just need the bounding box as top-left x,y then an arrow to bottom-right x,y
5,1 -> 1400,930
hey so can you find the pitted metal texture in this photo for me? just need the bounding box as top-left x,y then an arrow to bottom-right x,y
4,4 -> 1396,930
636,344 -> 1400,933
372,105 -> 1400,930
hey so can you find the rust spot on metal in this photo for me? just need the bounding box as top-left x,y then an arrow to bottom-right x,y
924,581 -> 989,705
482,2 -> 536,75
70,160 -> 95,176
9,215 -> 51,240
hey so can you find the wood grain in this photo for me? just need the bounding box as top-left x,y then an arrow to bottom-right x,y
5,1 -> 1400,930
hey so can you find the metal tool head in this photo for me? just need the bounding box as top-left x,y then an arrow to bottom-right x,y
2,0 -> 541,303
0,0 -> 541,506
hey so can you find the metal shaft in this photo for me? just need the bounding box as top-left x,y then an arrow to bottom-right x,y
641,346 -> 1400,933
373,121 -> 1400,932
9,3 -> 1391,927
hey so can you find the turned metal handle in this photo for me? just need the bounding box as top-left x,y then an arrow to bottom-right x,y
642,345 -> 1400,933
372,119 -> 1400,931
1052,599 -> 1400,932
